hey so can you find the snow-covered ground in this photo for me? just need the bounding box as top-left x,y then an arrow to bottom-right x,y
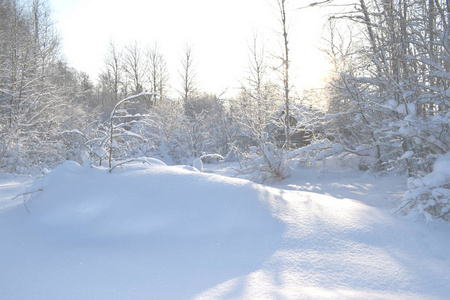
1,160 -> 449,299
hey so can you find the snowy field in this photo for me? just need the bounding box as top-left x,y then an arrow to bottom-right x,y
1,160 -> 449,299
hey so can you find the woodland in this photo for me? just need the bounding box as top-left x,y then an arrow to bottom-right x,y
1,0 -> 449,220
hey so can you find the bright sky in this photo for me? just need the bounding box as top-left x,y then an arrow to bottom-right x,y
48,0 -> 331,96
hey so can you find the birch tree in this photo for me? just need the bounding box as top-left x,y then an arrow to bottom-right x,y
179,44 -> 199,117
99,40 -> 123,111
147,43 -> 169,106
123,41 -> 147,95
277,0 -> 292,148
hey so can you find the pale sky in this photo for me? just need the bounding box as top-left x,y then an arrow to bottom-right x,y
48,0 -> 331,96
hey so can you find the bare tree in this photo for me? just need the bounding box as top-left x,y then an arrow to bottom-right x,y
238,34 -> 278,142
147,43 -> 169,106
123,41 -> 147,95
179,44 -> 199,114
277,0 -> 292,148
231,33 -> 290,182
31,0 -> 60,80
99,40 -> 123,111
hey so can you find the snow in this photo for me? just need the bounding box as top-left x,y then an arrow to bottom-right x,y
445,88 -> 450,97
399,152 -> 450,221
399,150 -> 414,160
193,157 -> 204,172
0,174 -> 33,213
422,153 -> 450,188
94,147 -> 108,159
1,162 -> 450,299
431,152 -> 450,182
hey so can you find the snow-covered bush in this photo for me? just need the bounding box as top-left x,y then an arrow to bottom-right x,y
144,104 -> 210,165
62,93 -> 164,170
200,153 -> 225,164
239,133 -> 290,183
376,111 -> 450,176
61,123 -> 111,167
293,138 -> 378,172
397,152 -> 450,221
321,1 -> 450,179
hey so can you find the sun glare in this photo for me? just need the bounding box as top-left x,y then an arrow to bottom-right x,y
294,49 -> 331,90
50,0 -> 330,94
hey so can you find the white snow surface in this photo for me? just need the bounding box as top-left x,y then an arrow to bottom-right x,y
425,152 -> 450,187
1,161 -> 449,299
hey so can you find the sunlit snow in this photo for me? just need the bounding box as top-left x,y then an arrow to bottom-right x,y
1,161 -> 449,299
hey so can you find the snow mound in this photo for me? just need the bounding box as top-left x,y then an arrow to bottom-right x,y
0,161 -> 283,300
30,160 -> 281,240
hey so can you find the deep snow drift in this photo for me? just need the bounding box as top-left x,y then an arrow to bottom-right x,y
1,160 -> 449,299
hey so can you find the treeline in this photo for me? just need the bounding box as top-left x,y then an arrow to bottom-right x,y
0,0 -> 303,181
0,0 -> 94,172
